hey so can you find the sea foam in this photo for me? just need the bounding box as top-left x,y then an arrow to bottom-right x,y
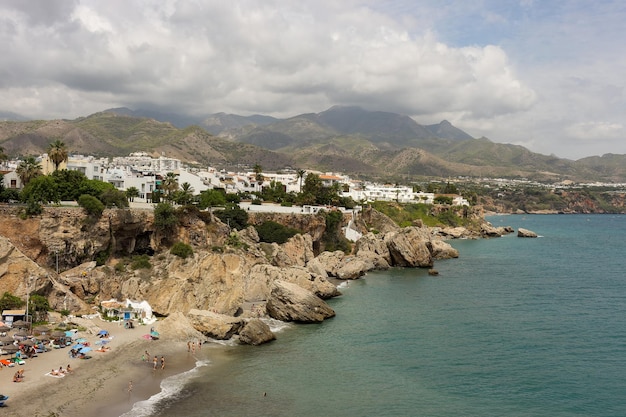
120,359 -> 211,417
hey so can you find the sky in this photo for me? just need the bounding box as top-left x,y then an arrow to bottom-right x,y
1,0 -> 625,160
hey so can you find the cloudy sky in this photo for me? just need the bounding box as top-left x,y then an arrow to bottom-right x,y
1,0 -> 625,160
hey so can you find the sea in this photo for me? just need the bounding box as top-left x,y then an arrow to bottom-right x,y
121,214 -> 626,417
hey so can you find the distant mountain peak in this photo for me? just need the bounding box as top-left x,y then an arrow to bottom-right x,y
425,120 -> 473,141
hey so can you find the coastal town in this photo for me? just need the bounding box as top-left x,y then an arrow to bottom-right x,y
0,151 -> 470,207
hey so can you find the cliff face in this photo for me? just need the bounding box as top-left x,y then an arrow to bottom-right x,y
0,205 -> 462,323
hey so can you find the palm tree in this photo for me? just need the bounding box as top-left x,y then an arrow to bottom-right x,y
125,186 -> 140,202
297,169 -> 306,191
161,172 -> 179,199
0,146 -> 7,166
47,139 -> 68,171
16,157 -> 42,187
177,182 -> 194,205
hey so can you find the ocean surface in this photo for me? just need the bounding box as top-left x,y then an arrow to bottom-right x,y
123,214 -> 626,417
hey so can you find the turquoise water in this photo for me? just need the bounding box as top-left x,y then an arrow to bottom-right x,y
126,214 -> 626,417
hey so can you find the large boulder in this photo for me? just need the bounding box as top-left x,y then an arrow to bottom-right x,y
517,228 -> 538,238
266,280 -> 335,323
430,239 -> 459,259
238,318 -> 276,345
187,309 -> 245,340
384,227 -> 433,267
355,232 -> 392,264
247,264 -> 339,300
312,251 -> 345,277
270,234 -> 315,267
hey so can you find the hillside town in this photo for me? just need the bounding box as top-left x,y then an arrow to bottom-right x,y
0,152 -> 470,206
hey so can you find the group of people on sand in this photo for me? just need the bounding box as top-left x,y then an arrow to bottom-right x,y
141,350 -> 166,370
186,340 -> 202,354
49,364 -> 72,376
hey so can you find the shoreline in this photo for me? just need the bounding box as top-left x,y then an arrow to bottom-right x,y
0,318 -> 201,417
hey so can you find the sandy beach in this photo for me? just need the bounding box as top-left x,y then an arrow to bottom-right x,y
0,317 -> 201,417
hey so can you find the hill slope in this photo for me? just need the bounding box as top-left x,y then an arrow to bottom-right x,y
1,107 -> 625,182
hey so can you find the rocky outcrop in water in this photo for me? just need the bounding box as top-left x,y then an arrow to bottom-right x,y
517,228 -> 538,238
266,280 -> 336,323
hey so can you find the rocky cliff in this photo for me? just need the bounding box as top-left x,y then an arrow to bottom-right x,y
0,205 -> 480,345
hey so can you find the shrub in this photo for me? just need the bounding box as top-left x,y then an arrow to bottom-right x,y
256,221 -> 300,244
170,242 -> 193,259
78,194 -> 105,216
24,198 -> 43,216
154,202 -> 178,233
130,254 -> 152,270
214,204 -> 248,230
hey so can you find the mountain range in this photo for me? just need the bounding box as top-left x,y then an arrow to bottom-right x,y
1,106 -> 625,183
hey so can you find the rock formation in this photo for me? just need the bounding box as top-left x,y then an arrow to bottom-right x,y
517,228 -> 538,238
266,280 -> 336,323
0,204 -> 508,347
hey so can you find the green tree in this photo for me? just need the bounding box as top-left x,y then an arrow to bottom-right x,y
161,172 -> 179,199
322,210 -> 351,253
47,139 -> 68,171
78,179 -> 116,199
297,169 -> 306,191
298,173 -> 322,205
154,202 -> 179,235
198,189 -> 227,210
125,186 -> 140,202
0,146 -> 7,165
29,294 -> 50,322
256,221 -> 300,244
434,195 -> 453,205
261,180 -> 287,203
173,182 -> 194,205
442,182 -> 458,194
253,164 -> 264,187
50,169 -> 88,200
214,204 -> 248,230
20,175 -> 60,204
100,188 -> 129,208
0,292 -> 24,311
16,156 -> 42,187
78,194 -> 105,216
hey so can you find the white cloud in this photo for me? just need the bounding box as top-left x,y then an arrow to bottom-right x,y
566,122 -> 625,141
0,0 -> 625,159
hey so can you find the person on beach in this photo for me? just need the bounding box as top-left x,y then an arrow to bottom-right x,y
153,356 -> 158,370
66,364 -> 72,373
128,380 -> 133,394
161,356 -> 165,370
187,341 -> 191,352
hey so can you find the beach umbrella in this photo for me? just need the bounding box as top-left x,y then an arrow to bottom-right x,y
2,345 -> 18,353
142,334 -> 153,340
51,331 -> 65,338
0,335 -> 14,344
75,338 -> 87,344
64,331 -> 75,338
12,320 -> 28,328
0,325 -> 11,332
72,343 -> 85,350
34,326 -> 51,334
79,346 -> 92,354
20,339 -> 34,346
98,330 -> 109,336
